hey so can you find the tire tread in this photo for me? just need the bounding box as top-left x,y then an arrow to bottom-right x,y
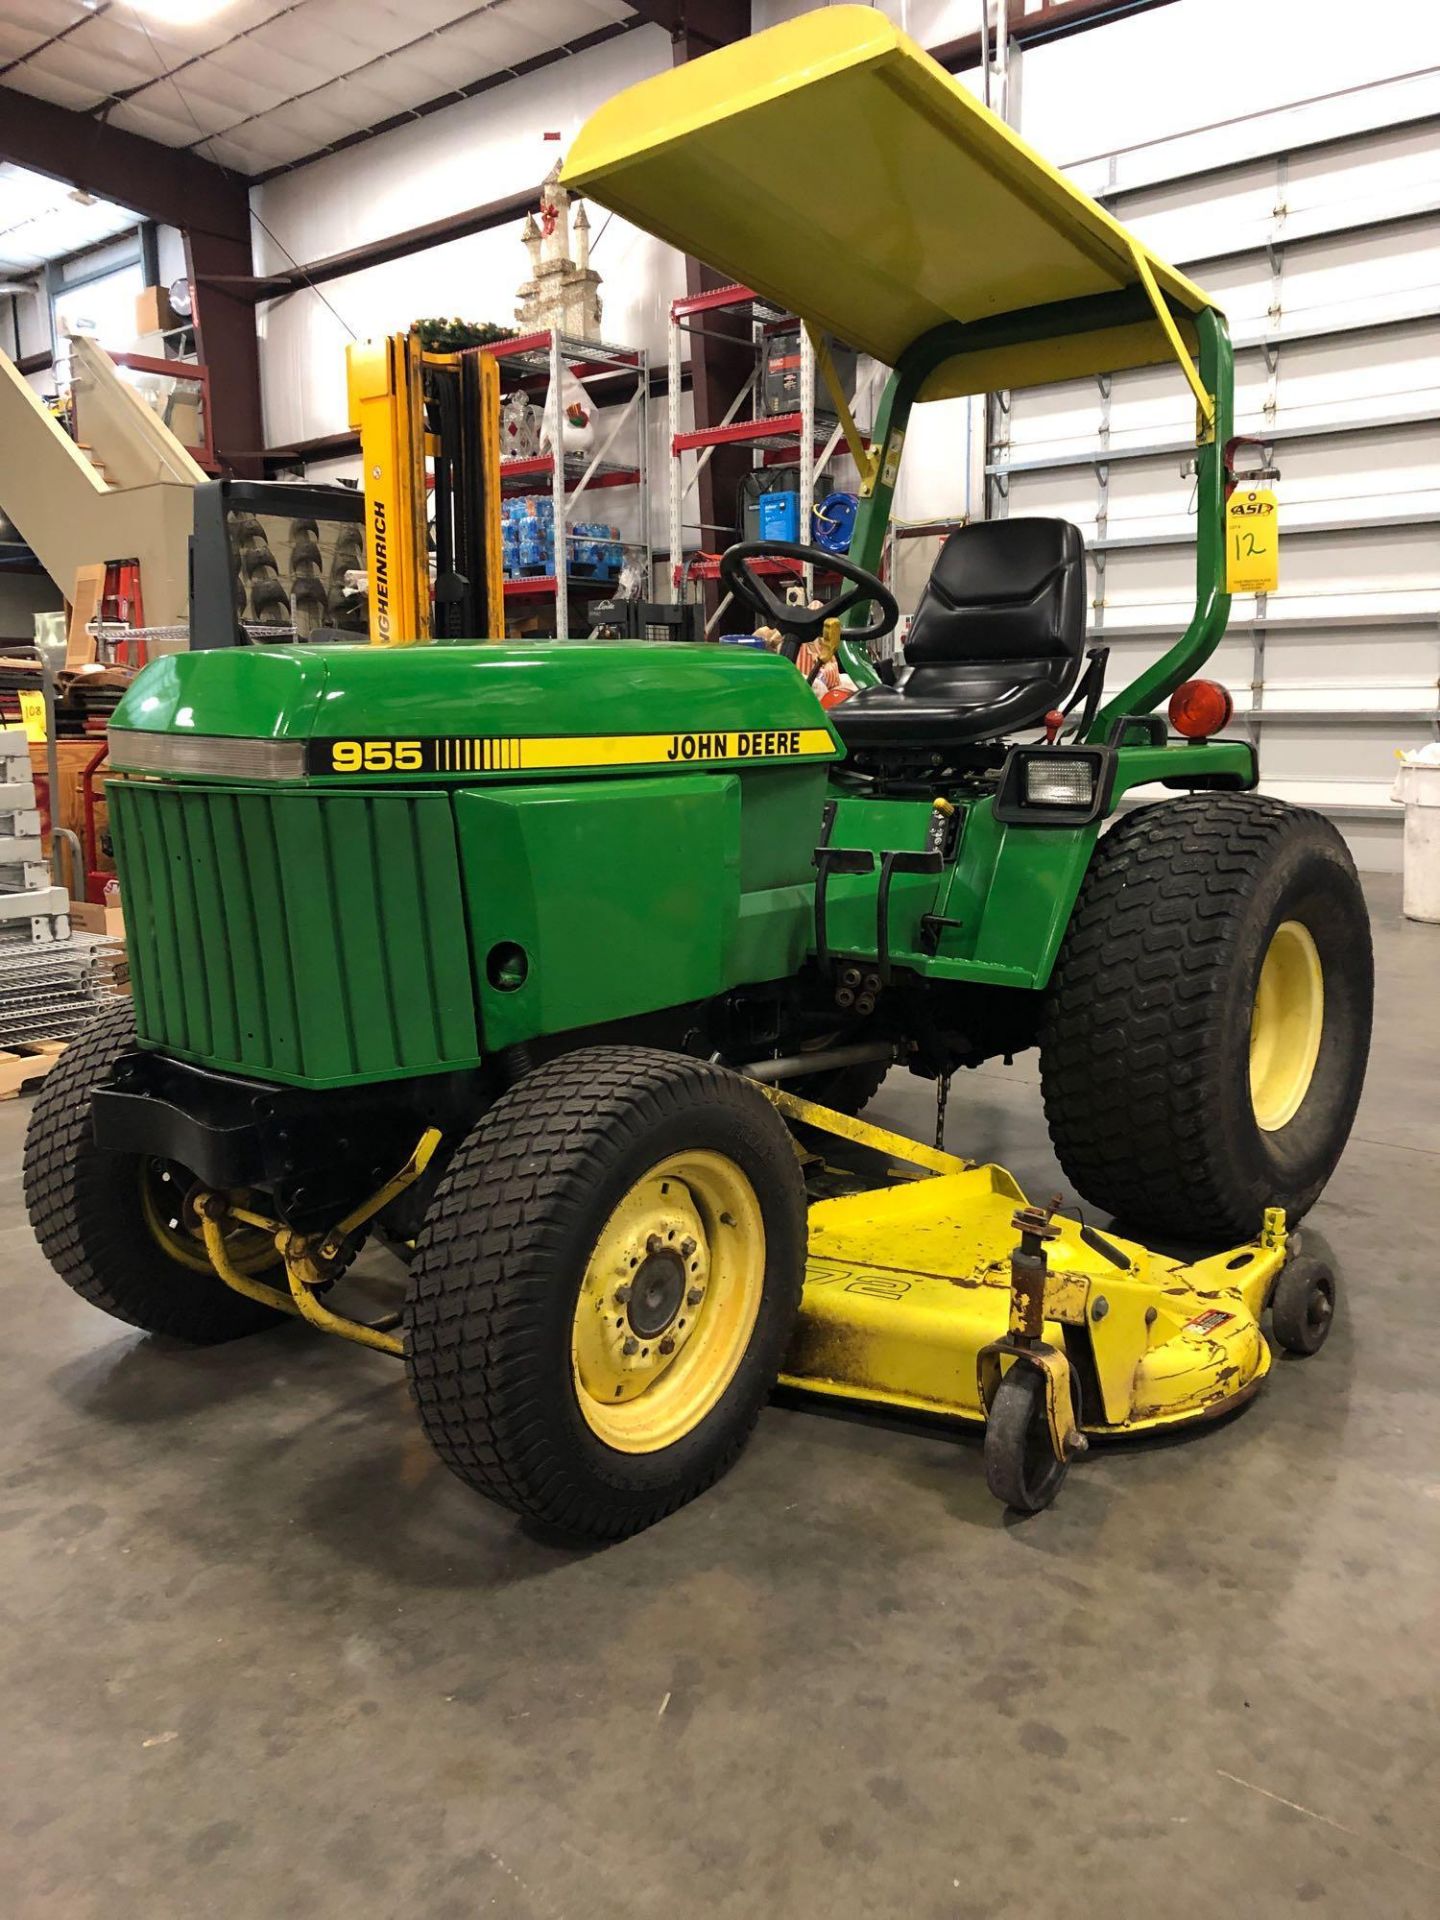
405,1046 -> 805,1541
1038,794 -> 1363,1240
22,1004 -> 278,1342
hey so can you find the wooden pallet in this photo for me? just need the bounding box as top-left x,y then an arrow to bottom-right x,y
0,1040 -> 66,1100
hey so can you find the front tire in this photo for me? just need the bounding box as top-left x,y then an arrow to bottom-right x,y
1039,796 -> 1373,1242
404,1047 -> 807,1542
23,1005 -> 284,1343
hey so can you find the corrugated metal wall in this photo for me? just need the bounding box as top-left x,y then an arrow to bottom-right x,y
987,96 -> 1439,872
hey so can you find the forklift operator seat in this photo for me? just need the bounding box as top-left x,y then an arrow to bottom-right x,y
833,518 -> 1087,752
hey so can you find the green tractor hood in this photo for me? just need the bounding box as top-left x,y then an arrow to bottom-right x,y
102,639 -> 843,1090
108,641 -> 841,783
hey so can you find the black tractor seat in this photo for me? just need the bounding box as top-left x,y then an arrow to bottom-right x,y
834,518 -> 1086,753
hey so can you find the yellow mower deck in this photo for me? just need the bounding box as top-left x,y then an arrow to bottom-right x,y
764,1087 -> 1286,1441
787,1159 -> 1281,1432
194,1087 -> 1294,1515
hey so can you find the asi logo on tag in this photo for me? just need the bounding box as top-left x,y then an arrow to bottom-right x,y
1225,487 -> 1279,595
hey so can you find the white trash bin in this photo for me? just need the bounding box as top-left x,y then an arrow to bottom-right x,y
1392,744 -> 1440,924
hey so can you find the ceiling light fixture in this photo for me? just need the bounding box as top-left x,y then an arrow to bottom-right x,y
125,1 -> 239,27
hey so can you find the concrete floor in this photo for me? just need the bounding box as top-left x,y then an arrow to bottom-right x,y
3,874 -> 1436,1919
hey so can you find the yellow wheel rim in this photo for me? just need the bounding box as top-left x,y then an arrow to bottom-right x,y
139,1162 -> 277,1276
571,1150 -> 765,1454
1249,920 -> 1325,1132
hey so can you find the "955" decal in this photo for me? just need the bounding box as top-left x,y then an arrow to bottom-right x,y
305,729 -> 836,777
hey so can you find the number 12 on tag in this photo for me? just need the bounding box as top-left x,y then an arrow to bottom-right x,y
1225,487 -> 1279,595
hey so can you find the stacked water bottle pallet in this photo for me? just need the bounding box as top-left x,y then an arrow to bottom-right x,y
0,731 -> 68,943
501,497 -> 626,581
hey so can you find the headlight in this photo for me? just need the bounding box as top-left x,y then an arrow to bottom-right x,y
994,746 -> 1115,826
1023,756 -> 1096,808
107,730 -> 306,780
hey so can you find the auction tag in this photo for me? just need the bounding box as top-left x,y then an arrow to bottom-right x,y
1225,486 -> 1279,594
17,689 -> 47,743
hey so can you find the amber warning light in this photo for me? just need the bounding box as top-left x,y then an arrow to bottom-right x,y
1168,679 -> 1234,740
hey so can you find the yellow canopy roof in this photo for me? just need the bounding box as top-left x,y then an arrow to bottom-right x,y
563,5 -> 1217,403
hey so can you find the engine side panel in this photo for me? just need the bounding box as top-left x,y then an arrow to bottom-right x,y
456,775 -> 739,1051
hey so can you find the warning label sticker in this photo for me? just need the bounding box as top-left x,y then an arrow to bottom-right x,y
1184,1309 -> 1234,1336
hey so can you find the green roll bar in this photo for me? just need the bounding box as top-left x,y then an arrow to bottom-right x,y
840,296 -> 1234,737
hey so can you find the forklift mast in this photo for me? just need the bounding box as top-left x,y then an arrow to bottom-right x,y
346,329 -> 505,645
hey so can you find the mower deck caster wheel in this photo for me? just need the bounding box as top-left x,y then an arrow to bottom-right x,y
984,1366 -> 1073,1515
1270,1255 -> 1336,1356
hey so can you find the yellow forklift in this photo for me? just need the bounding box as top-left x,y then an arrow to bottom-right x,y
345,329 -> 505,645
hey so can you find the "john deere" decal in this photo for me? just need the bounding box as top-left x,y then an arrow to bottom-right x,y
306,729 -> 837,777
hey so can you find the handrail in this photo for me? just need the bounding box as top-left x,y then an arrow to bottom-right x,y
106,348 -> 216,472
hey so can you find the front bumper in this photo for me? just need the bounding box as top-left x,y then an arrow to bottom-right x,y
93,1050 -> 482,1231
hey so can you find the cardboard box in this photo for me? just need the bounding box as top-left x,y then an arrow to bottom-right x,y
69,900 -> 126,939
65,561 -> 106,669
166,395 -> 202,445
134,285 -> 178,336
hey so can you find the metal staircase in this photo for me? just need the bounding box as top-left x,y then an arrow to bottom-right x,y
0,333 -> 204,625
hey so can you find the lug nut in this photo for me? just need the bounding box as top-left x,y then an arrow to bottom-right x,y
658,1336 -> 676,1355
854,993 -> 876,1017
686,1287 -> 703,1307
678,1237 -> 696,1259
835,986 -> 856,1009
614,1284 -> 632,1305
622,1336 -> 639,1356
646,1233 -> 665,1254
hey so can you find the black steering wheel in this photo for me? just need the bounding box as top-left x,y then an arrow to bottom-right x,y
719,539 -> 900,647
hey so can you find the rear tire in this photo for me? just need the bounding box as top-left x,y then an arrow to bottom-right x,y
1039,796 -> 1372,1243
23,1005 -> 284,1343
785,1053 -> 890,1117
404,1047 -> 807,1542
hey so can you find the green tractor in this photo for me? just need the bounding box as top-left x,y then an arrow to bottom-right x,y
25,9 -> 1371,1537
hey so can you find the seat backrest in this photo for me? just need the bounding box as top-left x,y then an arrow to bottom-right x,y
905,518 -> 1085,665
